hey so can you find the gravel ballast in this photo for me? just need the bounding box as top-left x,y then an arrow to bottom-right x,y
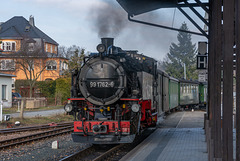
0,134 -> 90,161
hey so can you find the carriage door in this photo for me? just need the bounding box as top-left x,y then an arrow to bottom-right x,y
163,76 -> 169,112
157,74 -> 163,114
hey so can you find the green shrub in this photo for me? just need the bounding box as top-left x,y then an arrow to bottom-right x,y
37,80 -> 56,98
55,78 -> 71,105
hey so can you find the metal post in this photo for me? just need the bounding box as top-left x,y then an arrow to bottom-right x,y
211,0 -> 223,160
17,101 -> 20,112
0,100 -> 2,122
222,0 -> 234,160
235,0 -> 240,160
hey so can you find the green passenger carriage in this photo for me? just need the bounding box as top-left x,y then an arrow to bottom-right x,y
179,79 -> 199,109
169,77 -> 179,110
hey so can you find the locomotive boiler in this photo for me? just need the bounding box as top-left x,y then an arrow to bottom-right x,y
66,38 -> 158,144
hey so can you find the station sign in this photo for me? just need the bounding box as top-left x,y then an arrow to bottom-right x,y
198,42 -> 207,55
197,41 -> 208,69
197,55 -> 208,69
198,70 -> 208,82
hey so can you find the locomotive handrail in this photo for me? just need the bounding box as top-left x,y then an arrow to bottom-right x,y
120,98 -> 140,101
68,98 -> 85,101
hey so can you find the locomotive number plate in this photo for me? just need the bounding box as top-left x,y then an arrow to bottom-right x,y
90,81 -> 114,88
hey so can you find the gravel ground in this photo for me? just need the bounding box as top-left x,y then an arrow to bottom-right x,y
0,133 -> 90,161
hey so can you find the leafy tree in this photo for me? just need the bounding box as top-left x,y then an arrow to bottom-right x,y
162,22 -> 198,80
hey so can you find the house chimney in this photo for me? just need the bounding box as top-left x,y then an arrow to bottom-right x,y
29,15 -> 35,27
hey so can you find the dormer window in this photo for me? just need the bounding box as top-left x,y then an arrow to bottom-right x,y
1,41 -> 16,51
45,44 -> 48,52
25,26 -> 31,32
28,43 -> 34,52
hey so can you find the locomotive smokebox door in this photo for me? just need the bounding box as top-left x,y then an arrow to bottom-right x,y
79,57 -> 126,105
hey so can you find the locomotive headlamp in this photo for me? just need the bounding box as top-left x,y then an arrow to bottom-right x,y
107,106 -> 110,111
100,106 -> 104,113
64,103 -> 73,112
131,104 -> 140,113
97,44 -> 106,53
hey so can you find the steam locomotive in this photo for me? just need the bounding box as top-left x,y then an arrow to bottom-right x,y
65,38 -> 207,144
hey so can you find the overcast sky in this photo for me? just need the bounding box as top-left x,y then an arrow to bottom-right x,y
0,0 -> 207,61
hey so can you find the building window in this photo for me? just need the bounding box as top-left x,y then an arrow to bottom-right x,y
1,41 -> 16,51
45,78 -> 53,81
0,59 -> 15,70
28,43 -> 34,52
45,44 -> 48,52
50,45 -> 53,53
59,61 -> 62,70
12,78 -> 15,89
46,60 -> 57,70
64,62 -> 68,70
2,85 -> 7,100
55,46 -> 57,52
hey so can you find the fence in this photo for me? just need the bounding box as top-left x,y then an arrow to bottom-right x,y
13,97 -> 47,109
12,96 -> 66,109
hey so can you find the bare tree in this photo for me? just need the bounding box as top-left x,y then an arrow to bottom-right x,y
10,38 -> 53,97
58,45 -> 86,76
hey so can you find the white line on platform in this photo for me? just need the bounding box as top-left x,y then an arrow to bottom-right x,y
176,112 -> 185,128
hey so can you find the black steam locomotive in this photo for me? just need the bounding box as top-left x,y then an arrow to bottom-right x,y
66,38 -> 159,144
65,38 -> 207,144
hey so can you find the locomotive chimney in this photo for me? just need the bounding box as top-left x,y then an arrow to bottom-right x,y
101,38 -> 114,49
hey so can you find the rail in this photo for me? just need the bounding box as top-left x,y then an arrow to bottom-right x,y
0,124 -> 73,150
0,122 -> 73,134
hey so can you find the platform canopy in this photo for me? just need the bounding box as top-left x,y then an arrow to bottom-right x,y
116,0 -> 186,16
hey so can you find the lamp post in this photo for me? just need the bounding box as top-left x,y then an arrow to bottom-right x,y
183,63 -> 186,79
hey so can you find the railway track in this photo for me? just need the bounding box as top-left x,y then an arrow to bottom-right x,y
0,122 -> 73,134
0,123 -> 73,150
60,128 -> 155,161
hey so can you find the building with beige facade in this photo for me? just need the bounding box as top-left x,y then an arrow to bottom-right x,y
0,16 -> 68,83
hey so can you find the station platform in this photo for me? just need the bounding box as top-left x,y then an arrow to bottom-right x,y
120,111 -> 208,161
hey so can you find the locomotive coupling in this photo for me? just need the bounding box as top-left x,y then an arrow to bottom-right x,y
93,125 -> 108,134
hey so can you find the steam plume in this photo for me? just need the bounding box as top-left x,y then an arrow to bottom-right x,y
90,1 -> 127,38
